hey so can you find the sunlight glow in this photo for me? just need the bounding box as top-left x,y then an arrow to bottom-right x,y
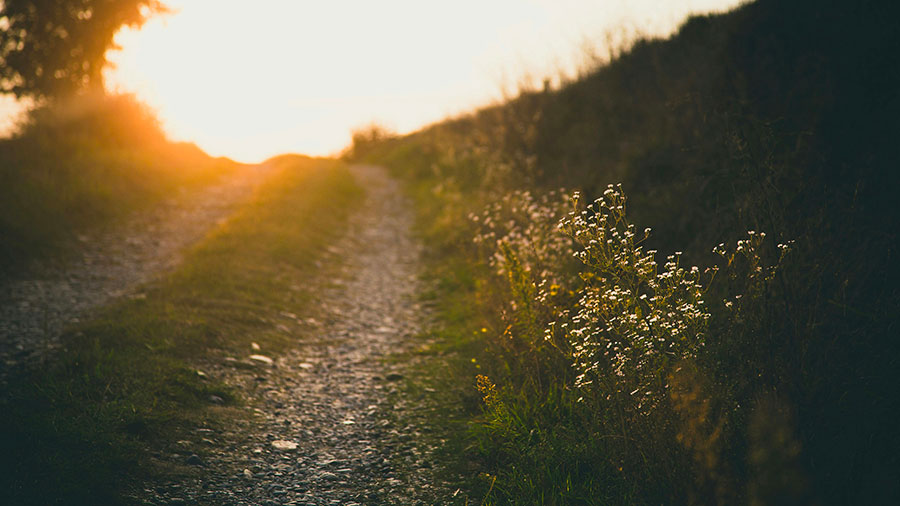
104,0 -> 745,163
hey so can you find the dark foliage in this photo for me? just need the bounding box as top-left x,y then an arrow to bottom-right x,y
0,0 -> 164,97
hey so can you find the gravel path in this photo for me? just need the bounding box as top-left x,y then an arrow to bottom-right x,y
138,166 -> 460,505
0,164 -> 276,380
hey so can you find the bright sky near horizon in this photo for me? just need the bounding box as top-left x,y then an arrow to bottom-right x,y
5,0 -> 746,163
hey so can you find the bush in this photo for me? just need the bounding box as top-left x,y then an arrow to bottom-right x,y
468,182 -> 794,503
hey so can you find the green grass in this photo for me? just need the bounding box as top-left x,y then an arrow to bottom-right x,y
0,156 -> 362,505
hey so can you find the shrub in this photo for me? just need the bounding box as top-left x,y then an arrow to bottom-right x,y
467,182 -> 796,503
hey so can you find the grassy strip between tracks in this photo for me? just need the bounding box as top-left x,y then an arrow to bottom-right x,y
0,156 -> 362,505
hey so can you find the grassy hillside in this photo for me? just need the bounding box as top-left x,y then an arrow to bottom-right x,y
0,92 -> 241,276
354,0 -> 900,503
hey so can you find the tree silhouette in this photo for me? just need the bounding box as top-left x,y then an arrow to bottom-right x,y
0,0 -> 165,98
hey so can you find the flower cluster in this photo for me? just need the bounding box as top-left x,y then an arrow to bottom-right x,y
714,230 -> 794,312
470,183 -> 790,416
555,185 -> 711,411
470,188 -> 577,299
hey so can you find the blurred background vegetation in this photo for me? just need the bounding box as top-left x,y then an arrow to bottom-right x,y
351,0 -> 900,503
0,92 -> 239,275
0,0 -> 241,276
0,94 -> 240,274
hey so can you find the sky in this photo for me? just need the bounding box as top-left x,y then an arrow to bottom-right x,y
4,0 -> 746,163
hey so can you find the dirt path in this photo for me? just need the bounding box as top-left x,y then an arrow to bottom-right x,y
140,166 -> 457,505
0,164 -> 276,380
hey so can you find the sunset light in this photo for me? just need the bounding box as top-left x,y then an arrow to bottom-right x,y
105,0 -> 744,162
4,0 -> 897,502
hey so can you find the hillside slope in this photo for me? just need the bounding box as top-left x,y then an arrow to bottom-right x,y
356,0 -> 900,503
